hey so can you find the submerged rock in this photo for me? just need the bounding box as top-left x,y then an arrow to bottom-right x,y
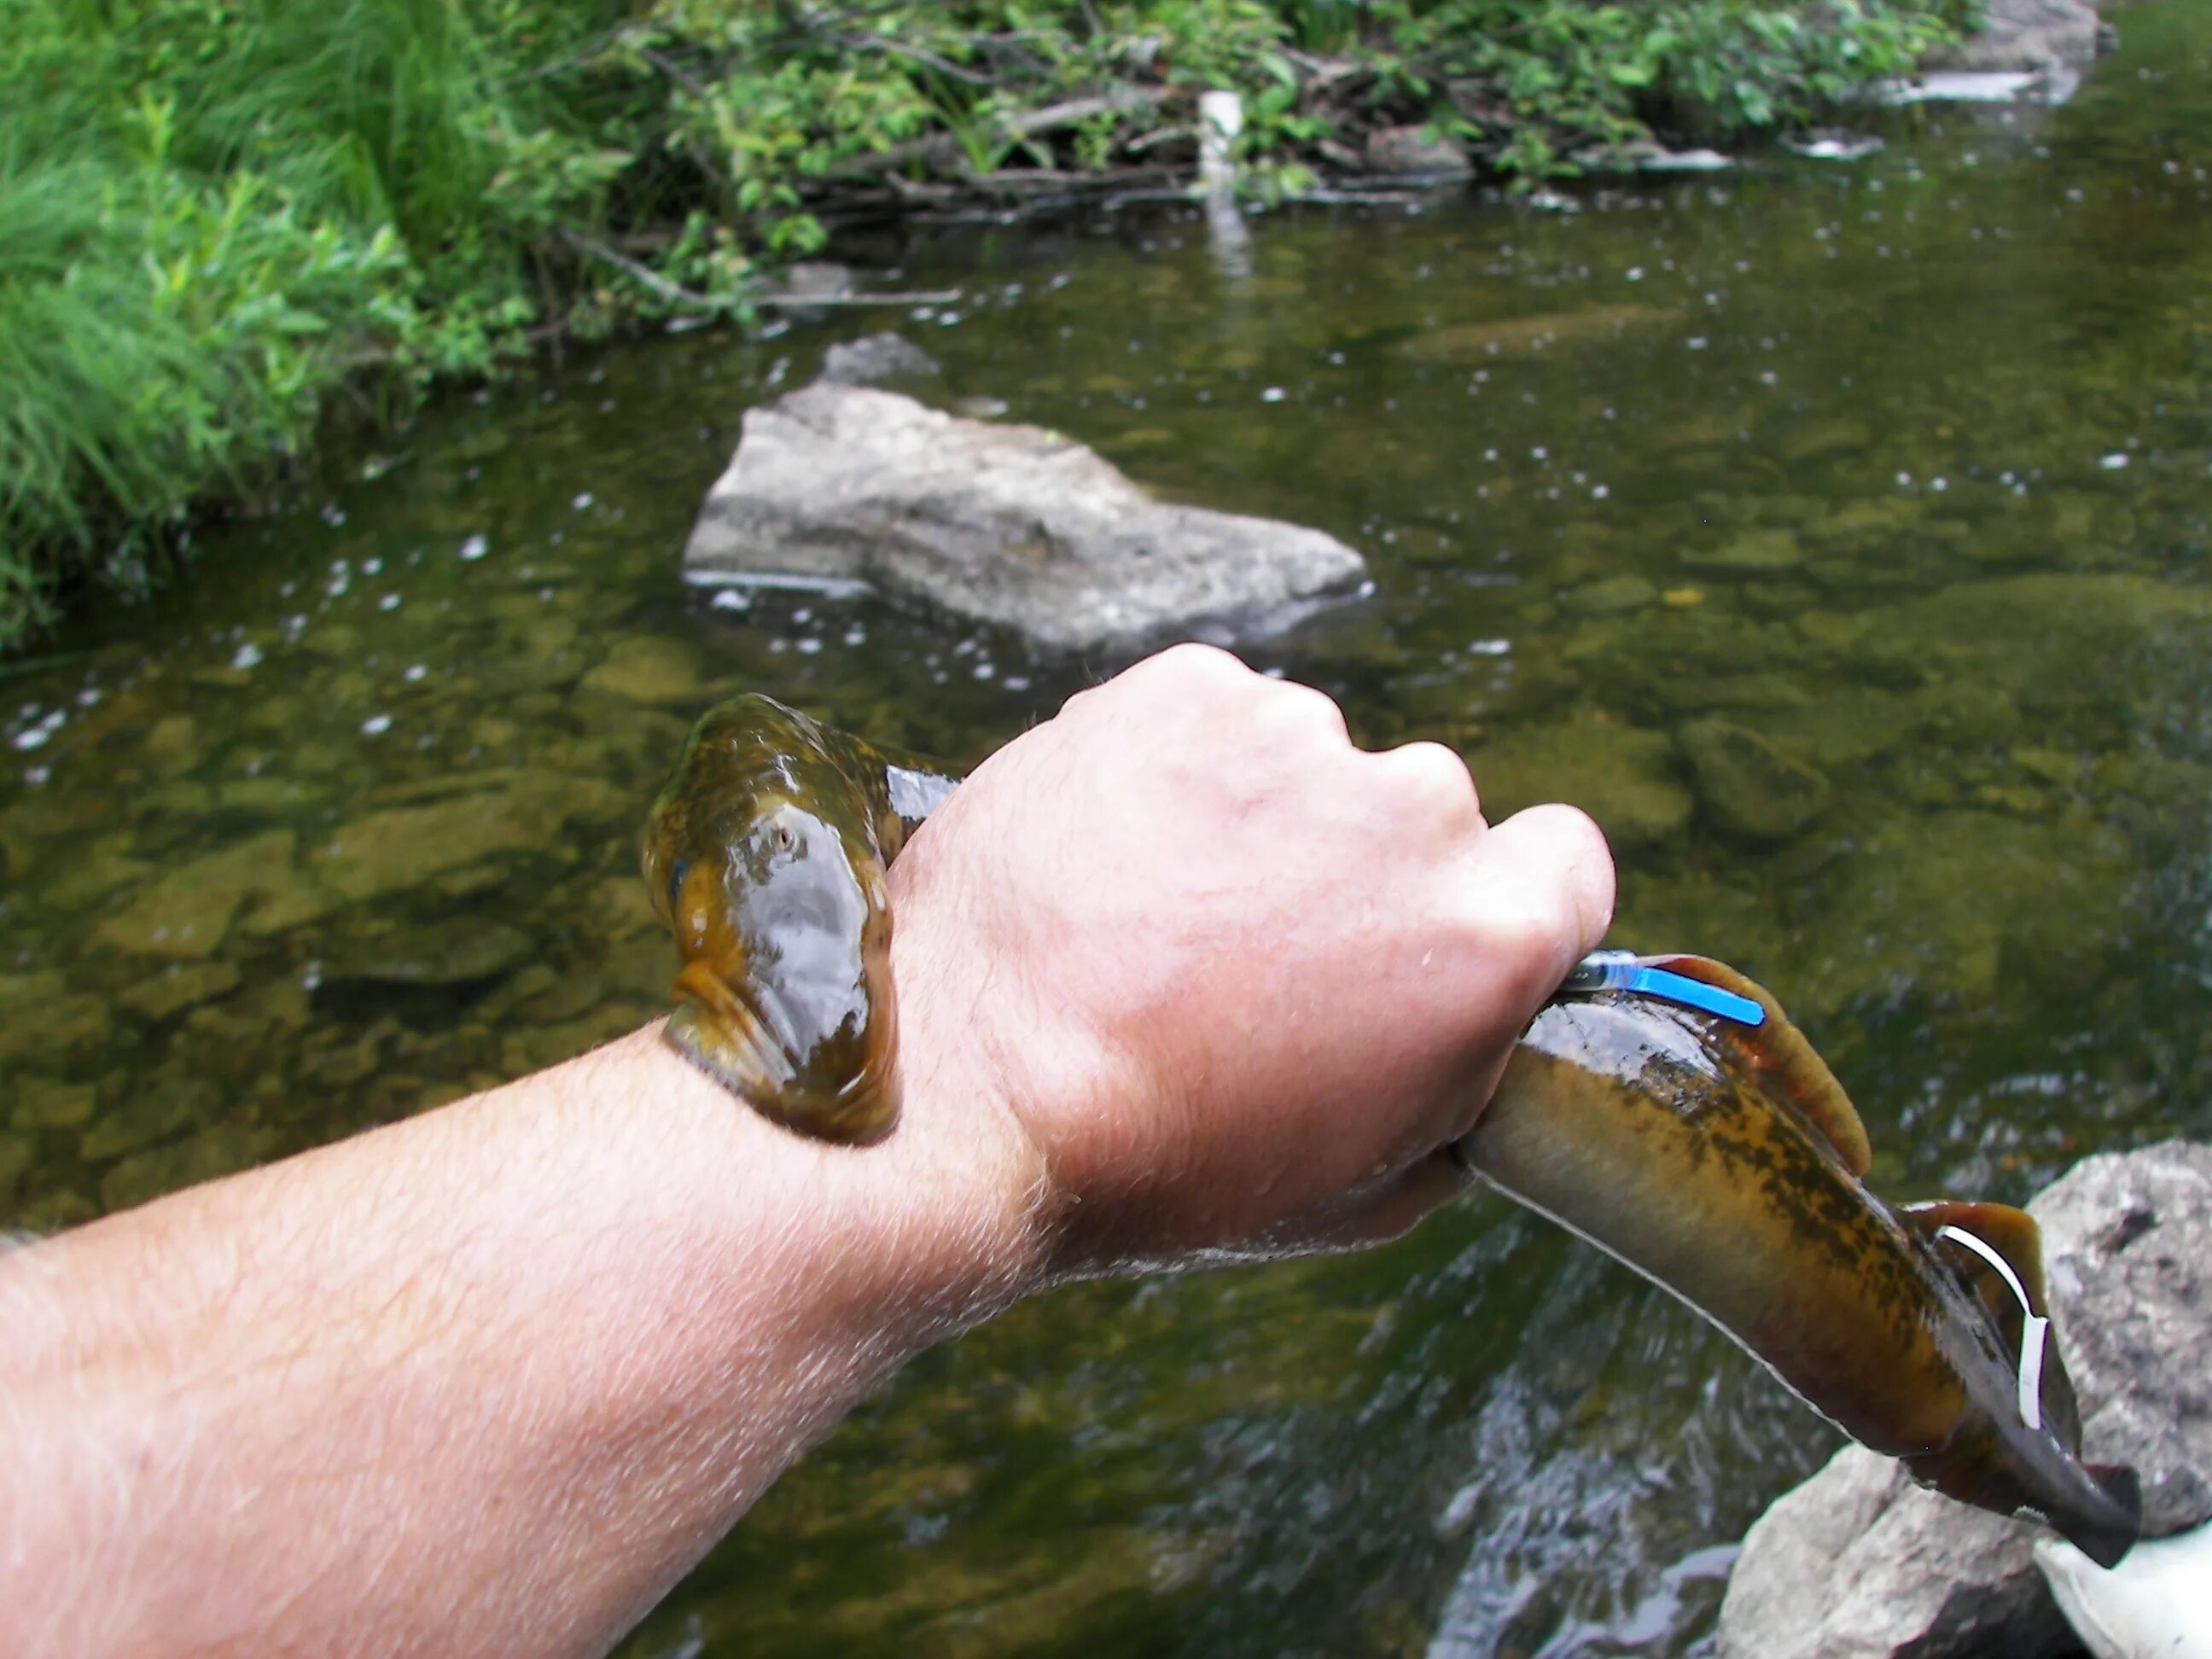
79,1074 -> 216,1163
11,1076 -> 96,1132
322,920 -> 534,990
92,830 -> 297,961
577,636 -> 707,706
0,970 -> 111,1068
1462,719 -> 1691,855
308,771 -> 623,905
1716,1141 -> 2212,1659
1677,719 -> 1831,841
1560,574 -> 1657,619
684,384 -> 1366,652
118,960 -> 242,1022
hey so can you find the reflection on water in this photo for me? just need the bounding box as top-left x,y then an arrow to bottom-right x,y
7,5 -> 2212,1652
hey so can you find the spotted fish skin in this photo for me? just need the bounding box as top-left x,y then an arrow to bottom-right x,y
1454,955 -> 2140,1567
641,695 -> 956,1144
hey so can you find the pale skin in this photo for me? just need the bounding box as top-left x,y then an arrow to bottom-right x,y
0,644 -> 1615,1658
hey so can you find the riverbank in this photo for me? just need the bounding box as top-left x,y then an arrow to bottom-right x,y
0,0 -> 1973,655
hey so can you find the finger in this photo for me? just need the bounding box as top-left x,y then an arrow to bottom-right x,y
1432,803 -> 1615,1140
1463,801 -> 1616,993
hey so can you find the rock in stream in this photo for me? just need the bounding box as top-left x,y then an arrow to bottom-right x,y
683,381 -> 1368,653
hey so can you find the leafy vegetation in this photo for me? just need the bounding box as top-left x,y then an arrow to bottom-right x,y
0,0 -> 1969,650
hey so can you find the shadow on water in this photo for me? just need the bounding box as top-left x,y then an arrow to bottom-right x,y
7,3 -> 2212,1652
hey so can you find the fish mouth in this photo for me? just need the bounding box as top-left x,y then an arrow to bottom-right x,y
665,960 -> 898,1143
667,960 -> 797,1099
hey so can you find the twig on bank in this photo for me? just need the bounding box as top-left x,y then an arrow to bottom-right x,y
822,84 -> 1170,180
843,35 -> 997,87
752,288 -> 964,308
523,20 -> 649,83
1126,122 -> 1197,154
557,227 -> 723,311
636,44 -> 708,96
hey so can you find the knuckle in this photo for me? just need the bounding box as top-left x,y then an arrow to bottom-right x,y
1381,741 -> 1481,822
1098,643 -> 1254,718
1149,642 -> 1249,690
1252,677 -> 1349,742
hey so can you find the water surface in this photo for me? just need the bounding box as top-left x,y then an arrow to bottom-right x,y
6,9 -> 2212,1653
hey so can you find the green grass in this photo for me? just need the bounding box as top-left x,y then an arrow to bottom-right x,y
0,0 -> 1969,653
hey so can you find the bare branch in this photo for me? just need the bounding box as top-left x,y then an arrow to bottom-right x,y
843,36 -> 996,87
820,84 -> 1169,181
752,288 -> 965,308
557,227 -> 722,311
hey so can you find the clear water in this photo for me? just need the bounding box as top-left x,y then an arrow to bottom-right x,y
6,9 -> 2212,1654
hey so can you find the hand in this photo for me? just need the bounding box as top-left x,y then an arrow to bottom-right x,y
885,644 -> 1615,1276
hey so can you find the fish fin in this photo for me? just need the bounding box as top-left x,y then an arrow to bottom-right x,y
1904,1199 -> 2084,1451
2069,1465 -> 2142,1568
1645,955 -> 1873,1177
667,963 -> 795,1101
1905,1199 -> 2051,1307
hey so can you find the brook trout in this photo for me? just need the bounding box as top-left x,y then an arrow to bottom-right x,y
643,696 -> 2142,1563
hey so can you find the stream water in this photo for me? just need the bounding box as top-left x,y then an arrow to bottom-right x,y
7,7 -> 2212,1654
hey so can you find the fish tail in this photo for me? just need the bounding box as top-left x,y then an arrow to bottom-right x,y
2058,1464 -> 2142,1569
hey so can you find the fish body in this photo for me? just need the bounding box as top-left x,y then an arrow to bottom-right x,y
640,694 -> 955,1142
642,702 -> 2140,1563
1457,954 -> 2139,1567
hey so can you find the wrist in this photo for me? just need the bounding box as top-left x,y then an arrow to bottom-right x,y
622,1018 -> 1060,1356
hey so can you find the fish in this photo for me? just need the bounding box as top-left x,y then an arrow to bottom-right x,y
1452,952 -> 2141,1567
642,701 -> 2142,1563
640,694 -> 955,1143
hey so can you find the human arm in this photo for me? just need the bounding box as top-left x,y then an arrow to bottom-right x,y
0,644 -> 1613,1657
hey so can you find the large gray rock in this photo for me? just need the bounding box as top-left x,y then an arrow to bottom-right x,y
2038,1142 -> 2212,1534
1716,1142 -> 2212,1659
683,384 -> 1367,653
1925,0 -> 2101,70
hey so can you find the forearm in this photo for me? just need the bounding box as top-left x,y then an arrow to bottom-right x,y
0,647 -> 1613,1659
0,1023 -> 1049,1659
